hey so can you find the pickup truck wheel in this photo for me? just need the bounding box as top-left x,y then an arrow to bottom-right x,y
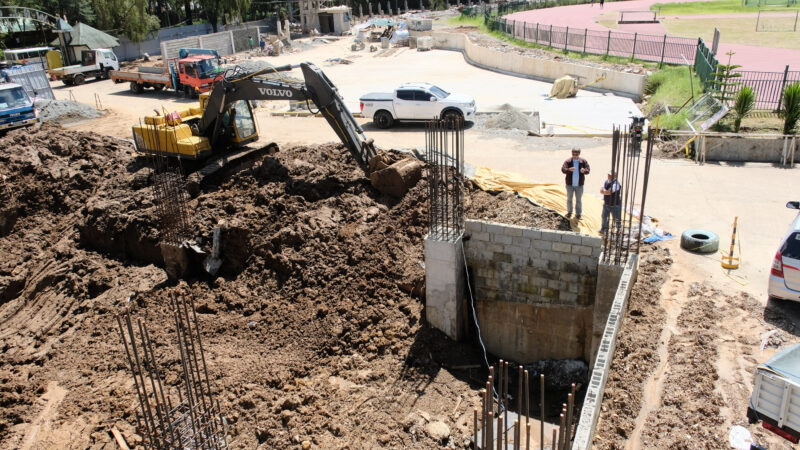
443,110 -> 464,128
130,82 -> 144,94
374,110 -> 394,129
73,74 -> 86,85
62,79 -> 74,86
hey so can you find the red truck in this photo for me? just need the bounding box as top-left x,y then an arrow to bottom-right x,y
111,53 -> 224,98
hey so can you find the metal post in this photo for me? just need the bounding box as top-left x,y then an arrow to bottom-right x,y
535,23 -> 539,44
565,26 -> 569,51
631,32 -> 637,59
659,34 -> 667,68
549,24 -> 553,47
583,28 -> 588,54
606,29 -> 611,56
778,65 -> 790,112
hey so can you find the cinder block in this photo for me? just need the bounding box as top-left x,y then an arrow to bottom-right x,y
539,230 -> 560,242
547,279 -> 562,290
512,237 -> 531,248
561,253 -> 581,264
465,220 -> 485,232
574,245 -> 593,256
526,249 -> 541,260
533,240 -> 552,251
559,291 -> 579,303
471,231 -> 490,242
487,243 -> 504,253
539,250 -> 558,262
561,233 -> 583,245
486,223 -> 507,236
592,247 -> 602,258
506,245 -> 527,257
582,235 -> 602,247
532,276 -> 549,287
504,226 -> 523,237
498,262 -> 513,273
522,228 -> 542,239
531,258 -> 548,269
552,242 -> 572,253
580,256 -> 598,268
560,272 -> 579,283
493,234 -> 513,245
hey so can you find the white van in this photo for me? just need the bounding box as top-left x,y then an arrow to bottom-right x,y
769,201 -> 800,302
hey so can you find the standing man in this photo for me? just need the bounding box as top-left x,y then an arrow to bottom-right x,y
561,148 -> 590,219
249,35 -> 254,50
259,36 -> 266,52
600,170 -> 622,233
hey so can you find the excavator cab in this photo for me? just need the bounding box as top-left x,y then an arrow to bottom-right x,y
218,100 -> 258,147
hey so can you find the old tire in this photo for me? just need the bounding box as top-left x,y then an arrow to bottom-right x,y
374,110 -> 394,129
130,82 -> 143,94
73,74 -> 85,85
680,229 -> 719,254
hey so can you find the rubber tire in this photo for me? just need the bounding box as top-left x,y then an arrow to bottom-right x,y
680,229 -> 720,254
153,84 -> 164,91
130,82 -> 143,94
374,110 -> 394,129
62,79 -> 74,86
442,109 -> 464,128
73,74 -> 85,85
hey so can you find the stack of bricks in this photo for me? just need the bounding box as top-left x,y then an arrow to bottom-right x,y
464,219 -> 602,306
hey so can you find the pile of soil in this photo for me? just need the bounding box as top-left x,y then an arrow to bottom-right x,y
592,246 -> 672,449
34,98 -> 102,123
0,123 -> 567,449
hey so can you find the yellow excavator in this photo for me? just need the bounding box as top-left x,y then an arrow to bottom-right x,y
131,62 -> 378,174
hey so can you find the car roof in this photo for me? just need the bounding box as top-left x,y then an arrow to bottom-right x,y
398,82 -> 434,90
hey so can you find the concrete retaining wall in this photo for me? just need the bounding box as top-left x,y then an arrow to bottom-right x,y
431,31 -> 645,99
703,135 -> 797,164
464,220 -> 602,362
571,254 -> 639,450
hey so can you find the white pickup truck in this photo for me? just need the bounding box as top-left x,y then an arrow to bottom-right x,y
359,82 -> 476,128
50,49 -> 120,86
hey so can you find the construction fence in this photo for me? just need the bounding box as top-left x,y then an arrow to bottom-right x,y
487,16 -> 698,65
694,38 -> 800,110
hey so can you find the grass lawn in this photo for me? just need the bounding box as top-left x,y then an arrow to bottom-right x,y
651,0 -> 792,15
661,17 -> 800,49
448,15 -> 657,66
644,66 -> 704,129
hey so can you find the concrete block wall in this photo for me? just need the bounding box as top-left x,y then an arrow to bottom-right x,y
464,220 -> 602,362
572,255 -> 639,450
431,31 -> 645,99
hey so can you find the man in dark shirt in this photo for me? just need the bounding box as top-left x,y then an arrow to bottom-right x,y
561,148 -> 590,219
600,170 -> 622,233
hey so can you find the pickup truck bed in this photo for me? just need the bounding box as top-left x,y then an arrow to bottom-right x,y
748,343 -> 800,443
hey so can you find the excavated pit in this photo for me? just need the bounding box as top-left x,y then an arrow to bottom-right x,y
0,123 -> 569,448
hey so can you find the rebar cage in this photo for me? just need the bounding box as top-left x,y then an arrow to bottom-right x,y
426,117 -> 465,242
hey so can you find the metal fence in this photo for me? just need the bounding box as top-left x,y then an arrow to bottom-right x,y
733,67 -> 800,110
488,17 -> 698,65
693,38 -> 718,90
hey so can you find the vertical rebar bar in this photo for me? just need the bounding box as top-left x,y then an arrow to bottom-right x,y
540,374 -> 545,450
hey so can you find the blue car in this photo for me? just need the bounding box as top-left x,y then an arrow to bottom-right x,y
0,82 -> 38,132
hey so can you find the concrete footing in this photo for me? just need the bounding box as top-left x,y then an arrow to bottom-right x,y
424,234 -> 467,341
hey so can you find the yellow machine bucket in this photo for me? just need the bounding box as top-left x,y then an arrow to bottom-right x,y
131,95 -> 213,160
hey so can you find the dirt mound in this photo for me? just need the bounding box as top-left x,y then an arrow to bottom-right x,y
484,104 -> 538,131
0,124 -> 568,448
34,98 -> 102,123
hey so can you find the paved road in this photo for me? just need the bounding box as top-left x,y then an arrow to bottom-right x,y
508,0 -> 800,71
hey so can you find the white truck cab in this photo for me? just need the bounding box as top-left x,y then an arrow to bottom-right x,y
50,48 -> 120,86
360,82 -> 476,128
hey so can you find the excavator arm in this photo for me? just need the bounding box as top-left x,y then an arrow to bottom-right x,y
198,62 -> 377,172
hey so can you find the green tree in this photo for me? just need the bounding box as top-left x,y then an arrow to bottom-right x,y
92,0 -> 159,42
198,0 -> 250,32
732,86 -> 755,133
782,82 -> 800,135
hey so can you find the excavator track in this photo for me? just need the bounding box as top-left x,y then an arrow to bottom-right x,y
184,143 -> 278,196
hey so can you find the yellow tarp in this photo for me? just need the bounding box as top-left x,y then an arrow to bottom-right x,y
471,166 -> 603,236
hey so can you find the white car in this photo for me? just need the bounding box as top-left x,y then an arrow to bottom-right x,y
769,201 -> 800,302
359,82 -> 476,129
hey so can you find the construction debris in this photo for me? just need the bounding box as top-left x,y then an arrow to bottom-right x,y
484,104 -> 540,133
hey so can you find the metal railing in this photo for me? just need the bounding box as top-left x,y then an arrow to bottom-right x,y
487,16 -> 698,66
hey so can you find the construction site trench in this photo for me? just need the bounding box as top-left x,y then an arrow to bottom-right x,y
0,122 -> 591,448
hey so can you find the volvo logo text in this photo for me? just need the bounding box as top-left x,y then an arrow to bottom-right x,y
258,88 -> 293,98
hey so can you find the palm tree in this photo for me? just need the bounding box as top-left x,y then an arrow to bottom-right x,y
782,82 -> 800,135
732,86 -> 754,132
